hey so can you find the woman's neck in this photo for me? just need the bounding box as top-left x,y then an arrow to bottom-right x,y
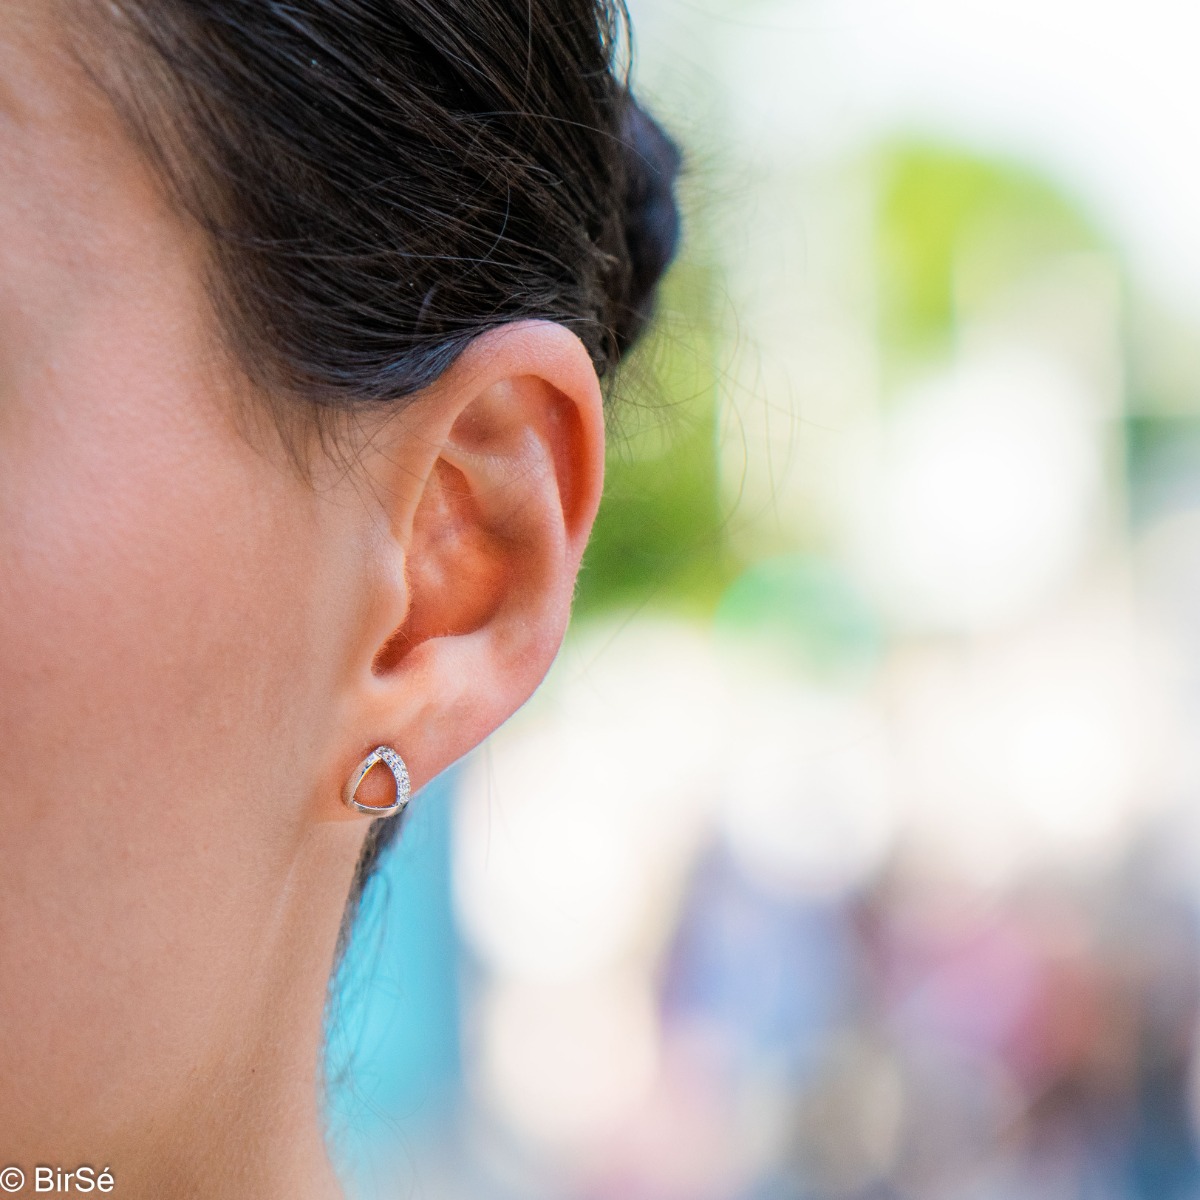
111,824 -> 365,1200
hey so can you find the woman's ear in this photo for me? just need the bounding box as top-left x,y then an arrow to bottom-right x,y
322,320 -> 605,817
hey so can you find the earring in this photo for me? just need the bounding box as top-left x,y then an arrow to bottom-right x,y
343,745 -> 411,819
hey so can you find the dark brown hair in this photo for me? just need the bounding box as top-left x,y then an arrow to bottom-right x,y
85,0 -> 680,405
80,0 -> 681,914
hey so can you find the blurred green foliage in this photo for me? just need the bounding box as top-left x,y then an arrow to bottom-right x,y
715,555 -> 882,680
875,142 -> 1103,375
576,141 -> 1114,625
573,251 -> 735,617
1124,415 -> 1200,527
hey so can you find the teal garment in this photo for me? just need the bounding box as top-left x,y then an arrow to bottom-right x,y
324,768 -> 463,1193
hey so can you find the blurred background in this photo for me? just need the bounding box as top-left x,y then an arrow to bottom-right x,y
325,2 -> 1200,1196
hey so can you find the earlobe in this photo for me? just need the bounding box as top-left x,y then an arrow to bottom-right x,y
328,321 -> 604,819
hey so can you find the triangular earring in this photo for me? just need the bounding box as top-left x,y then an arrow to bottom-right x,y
342,745 -> 411,819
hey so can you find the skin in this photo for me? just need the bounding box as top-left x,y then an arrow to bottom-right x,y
0,6 -> 605,1198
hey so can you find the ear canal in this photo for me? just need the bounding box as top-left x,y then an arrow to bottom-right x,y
342,745 -> 411,819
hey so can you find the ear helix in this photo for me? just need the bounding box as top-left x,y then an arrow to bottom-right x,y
342,745 -> 411,819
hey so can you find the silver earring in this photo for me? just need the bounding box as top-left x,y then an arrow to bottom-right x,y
343,745 -> 411,818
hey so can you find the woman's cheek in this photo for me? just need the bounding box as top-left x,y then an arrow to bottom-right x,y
0,293 -> 332,1145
